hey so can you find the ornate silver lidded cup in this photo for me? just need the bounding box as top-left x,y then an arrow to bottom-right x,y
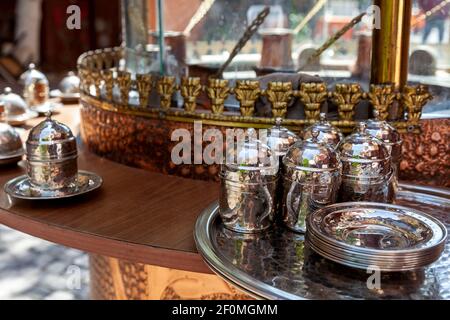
0,87 -> 38,125
266,118 -> 300,214
0,121 -> 25,165
363,118 -> 403,202
282,129 -> 342,234
26,112 -> 78,190
59,71 -> 81,95
337,122 -> 392,203
21,63 -> 50,108
219,129 -> 279,233
303,112 -> 344,150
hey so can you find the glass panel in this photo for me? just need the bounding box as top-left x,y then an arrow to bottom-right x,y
409,0 -> 450,117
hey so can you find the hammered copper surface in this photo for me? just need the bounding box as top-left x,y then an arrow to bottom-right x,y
197,185 -> 450,299
400,118 -> 449,188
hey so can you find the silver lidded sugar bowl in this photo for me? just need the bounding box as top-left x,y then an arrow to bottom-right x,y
363,118 -> 403,201
282,129 -> 342,233
338,122 -> 392,203
26,112 -> 78,190
0,121 -> 25,165
21,63 -> 50,108
303,113 -> 343,150
219,129 -> 279,233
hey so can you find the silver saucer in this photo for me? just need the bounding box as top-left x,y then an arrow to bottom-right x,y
306,202 -> 447,271
0,149 -> 24,165
4,170 -> 102,200
30,101 -> 63,115
2,110 -> 39,126
50,89 -> 80,103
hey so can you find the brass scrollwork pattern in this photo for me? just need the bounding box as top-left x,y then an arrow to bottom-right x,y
264,82 -> 293,118
117,71 -> 131,106
181,77 -> 202,113
332,83 -> 363,121
298,82 -> 327,121
206,79 -> 230,115
157,76 -> 176,111
136,74 -> 152,108
402,85 -> 433,124
368,84 -> 396,121
234,80 -> 261,117
91,71 -> 102,98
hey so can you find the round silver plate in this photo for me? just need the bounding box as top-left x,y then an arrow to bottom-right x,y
0,150 -> 24,166
30,101 -> 63,115
4,170 -> 102,200
194,183 -> 450,300
305,202 -> 447,271
2,110 -> 39,126
50,89 -> 80,103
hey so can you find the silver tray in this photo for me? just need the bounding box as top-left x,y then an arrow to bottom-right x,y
4,170 -> 102,200
194,183 -> 450,300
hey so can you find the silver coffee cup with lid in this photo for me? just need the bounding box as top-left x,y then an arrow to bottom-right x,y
337,122 -> 392,203
219,129 -> 279,233
26,112 -> 78,190
282,129 -> 342,233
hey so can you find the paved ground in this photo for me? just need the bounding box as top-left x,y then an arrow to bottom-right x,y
0,225 -> 89,300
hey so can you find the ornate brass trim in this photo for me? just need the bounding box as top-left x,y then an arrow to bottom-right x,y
77,47 -> 431,134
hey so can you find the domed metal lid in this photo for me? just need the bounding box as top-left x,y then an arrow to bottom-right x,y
222,128 -> 278,175
59,71 -> 80,94
26,112 -> 77,161
338,122 -> 390,163
283,129 -> 341,171
28,112 -> 74,144
20,63 -> 49,86
303,113 -> 343,149
0,122 -> 24,159
266,118 -> 300,157
0,87 -> 29,116
364,118 -> 402,146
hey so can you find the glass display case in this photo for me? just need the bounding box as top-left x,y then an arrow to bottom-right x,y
77,0 -> 449,185
118,0 -> 449,117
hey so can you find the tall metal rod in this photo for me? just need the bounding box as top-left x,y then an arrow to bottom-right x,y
370,0 -> 412,90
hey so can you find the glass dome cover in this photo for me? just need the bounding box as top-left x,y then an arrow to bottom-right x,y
303,113 -> 343,149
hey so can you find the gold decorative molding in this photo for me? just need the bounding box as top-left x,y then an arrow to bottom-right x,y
157,76 -> 176,111
332,83 -> 363,121
77,47 -> 432,133
402,85 -> 433,125
368,83 -> 396,121
234,80 -> 261,117
136,74 -> 152,108
298,82 -> 328,120
264,81 -> 293,118
181,77 -> 202,113
206,78 -> 230,115
117,71 -> 131,106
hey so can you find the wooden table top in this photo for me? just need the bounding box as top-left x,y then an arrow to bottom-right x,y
0,105 -> 219,274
